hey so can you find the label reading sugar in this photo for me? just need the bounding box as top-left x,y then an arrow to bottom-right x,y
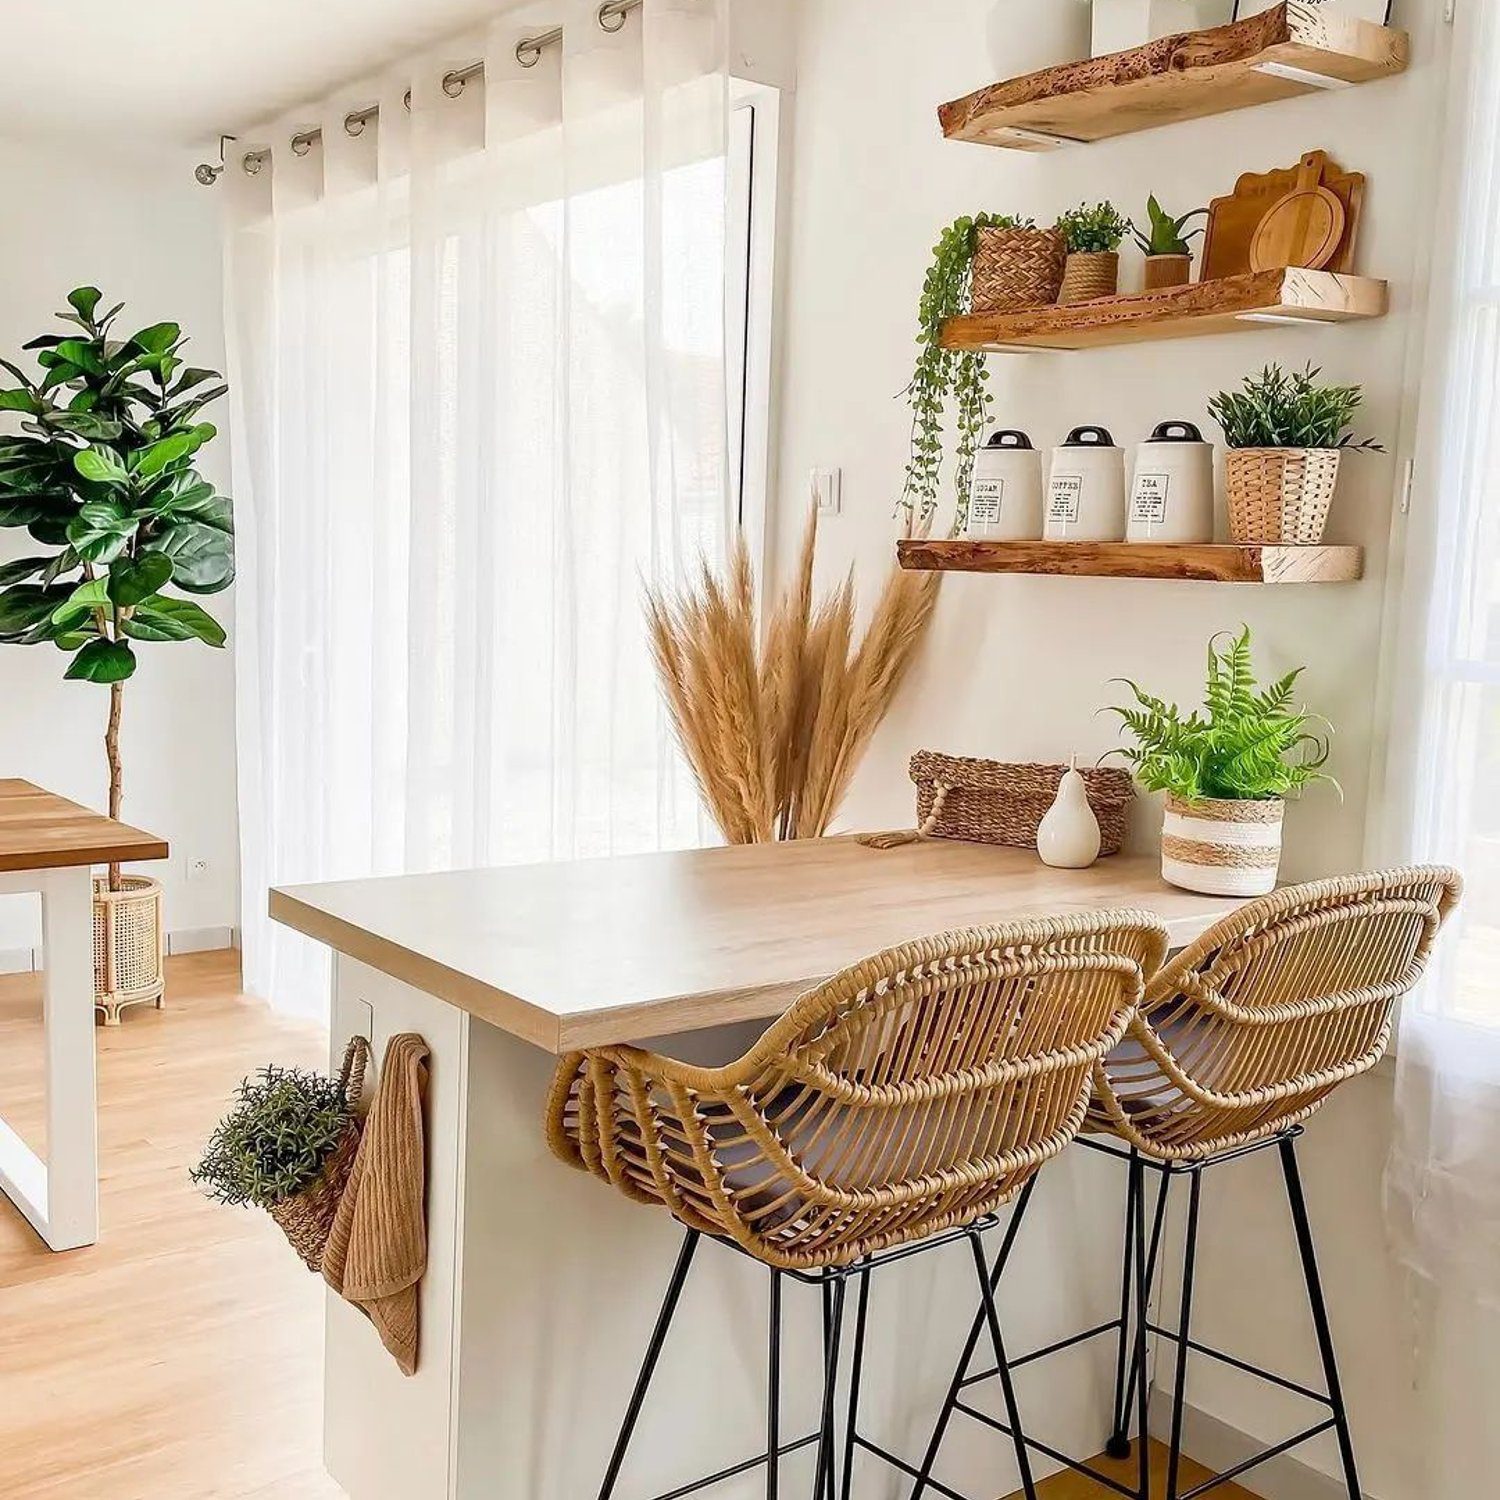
969,477 -> 1005,529
1047,474 -> 1083,525
1130,472 -> 1170,525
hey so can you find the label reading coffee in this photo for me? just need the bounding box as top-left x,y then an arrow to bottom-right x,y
1130,473 -> 1170,525
969,477 -> 1005,529
1047,474 -> 1083,525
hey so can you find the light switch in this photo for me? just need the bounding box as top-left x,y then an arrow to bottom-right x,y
812,467 -> 842,516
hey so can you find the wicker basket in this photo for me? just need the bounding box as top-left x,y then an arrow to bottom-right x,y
972,226 -> 1066,313
93,875 -> 164,1026
266,1035 -> 370,1273
907,752 -> 1135,856
1224,447 -> 1343,544
1058,251 -> 1119,305
1160,795 -> 1284,898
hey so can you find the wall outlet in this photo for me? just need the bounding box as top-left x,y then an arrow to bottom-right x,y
184,855 -> 210,885
812,467 -> 842,515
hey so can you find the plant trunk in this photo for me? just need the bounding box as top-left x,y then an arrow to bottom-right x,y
106,681 -> 123,892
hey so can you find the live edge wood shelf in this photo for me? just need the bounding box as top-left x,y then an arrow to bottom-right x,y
896,540 -> 1364,586
943,268 -> 1386,352
940,3 -> 1409,151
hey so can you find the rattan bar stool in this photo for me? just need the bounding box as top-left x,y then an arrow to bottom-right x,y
547,911 -> 1169,1500
916,866 -> 1461,1500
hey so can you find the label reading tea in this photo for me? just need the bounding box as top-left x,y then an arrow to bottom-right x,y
1130,473 -> 1170,525
969,477 -> 1005,529
1047,474 -> 1083,525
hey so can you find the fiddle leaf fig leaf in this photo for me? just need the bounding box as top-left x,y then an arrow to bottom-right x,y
124,594 -> 226,647
51,576 -> 110,626
73,445 -> 130,488
67,287 -> 103,322
0,556 -> 49,586
156,522 -> 234,593
108,551 -> 173,607
65,637 -> 137,683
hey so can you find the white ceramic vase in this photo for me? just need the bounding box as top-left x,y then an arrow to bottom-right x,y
987,0 -> 1092,77
1037,761 -> 1102,870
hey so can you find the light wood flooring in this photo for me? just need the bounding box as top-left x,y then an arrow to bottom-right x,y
1001,1440 -> 1256,1499
0,951 -> 341,1500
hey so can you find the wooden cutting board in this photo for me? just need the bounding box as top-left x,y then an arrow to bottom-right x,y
1202,150 -> 1365,280
1250,152 -> 1347,272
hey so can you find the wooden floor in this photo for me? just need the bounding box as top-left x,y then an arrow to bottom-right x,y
0,951 -> 342,1500
1002,1439 -> 1256,1499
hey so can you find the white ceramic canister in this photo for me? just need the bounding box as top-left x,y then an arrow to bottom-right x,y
1126,420 -> 1216,543
966,430 -> 1044,540
1045,426 -> 1128,542
987,0 -> 1092,77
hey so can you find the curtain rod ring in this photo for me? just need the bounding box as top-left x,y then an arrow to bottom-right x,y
516,37 -> 545,68
598,2 -> 629,34
442,70 -> 468,99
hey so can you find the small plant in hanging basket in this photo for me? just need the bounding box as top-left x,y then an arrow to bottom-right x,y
1054,201 -> 1132,305
1208,363 -> 1382,545
1132,195 -> 1207,292
191,1037 -> 368,1272
1105,626 -> 1335,897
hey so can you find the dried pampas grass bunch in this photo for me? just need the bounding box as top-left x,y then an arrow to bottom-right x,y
645,506 -> 940,844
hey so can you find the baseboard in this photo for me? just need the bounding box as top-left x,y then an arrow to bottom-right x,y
0,928 -> 237,972
1149,1391 -> 1370,1500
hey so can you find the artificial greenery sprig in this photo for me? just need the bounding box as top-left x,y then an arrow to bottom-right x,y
191,1063 -> 353,1210
1106,627 -> 1334,803
1132,196 -> 1208,257
1208,363 -> 1383,451
901,212 -> 1033,530
1055,201 -> 1132,255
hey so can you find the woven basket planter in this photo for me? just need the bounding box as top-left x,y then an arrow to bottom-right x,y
1161,795 -> 1284,897
266,1035 -> 369,1273
93,875 -> 164,1026
1143,253 -> 1192,291
972,226 -> 1066,313
1224,448 -> 1342,544
907,752 -> 1135,856
1058,251 -> 1119,305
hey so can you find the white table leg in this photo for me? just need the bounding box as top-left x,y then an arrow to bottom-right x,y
0,866 -> 99,1251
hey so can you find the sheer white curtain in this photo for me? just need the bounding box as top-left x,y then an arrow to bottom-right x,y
226,0 -> 731,1019
1379,1 -> 1500,1489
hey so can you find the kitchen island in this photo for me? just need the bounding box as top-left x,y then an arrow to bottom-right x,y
271,836 -> 1242,1500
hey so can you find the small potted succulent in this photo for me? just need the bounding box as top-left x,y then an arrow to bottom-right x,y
1132,195 -> 1208,291
1054,200 -> 1132,304
1208,363 -> 1383,545
1107,627 -> 1333,897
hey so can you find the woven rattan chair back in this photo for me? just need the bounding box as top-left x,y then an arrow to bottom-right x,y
1088,866 -> 1462,1160
548,912 -> 1168,1270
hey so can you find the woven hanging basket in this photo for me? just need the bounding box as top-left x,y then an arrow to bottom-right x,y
266,1035 -> 370,1273
904,752 -> 1135,856
972,226 -> 1066,313
1058,250 -> 1119,306
93,875 -> 164,1026
1160,795 -> 1284,897
1224,448 -> 1342,545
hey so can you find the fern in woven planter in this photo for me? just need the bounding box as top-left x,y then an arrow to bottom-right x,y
0,289 -> 233,1022
1208,364 -> 1382,545
1105,627 -> 1334,897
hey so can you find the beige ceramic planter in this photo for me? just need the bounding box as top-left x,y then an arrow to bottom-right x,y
1160,795 -> 1284,897
93,875 -> 165,1025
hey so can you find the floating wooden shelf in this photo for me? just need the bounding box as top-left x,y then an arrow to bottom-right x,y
896,539 -> 1365,585
942,268 -> 1386,352
940,3 -> 1409,151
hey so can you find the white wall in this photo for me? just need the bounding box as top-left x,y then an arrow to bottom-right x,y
0,135 -> 238,955
776,3 -> 1448,1496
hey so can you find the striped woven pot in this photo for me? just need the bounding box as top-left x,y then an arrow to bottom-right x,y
1161,795 -> 1284,897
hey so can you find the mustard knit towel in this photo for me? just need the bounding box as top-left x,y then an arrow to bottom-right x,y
322,1032 -> 431,1376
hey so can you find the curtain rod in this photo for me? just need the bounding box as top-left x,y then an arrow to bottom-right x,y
219,0 -> 643,182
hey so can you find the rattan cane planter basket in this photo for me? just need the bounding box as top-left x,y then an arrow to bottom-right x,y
93,875 -> 164,1026
972,226 -> 1066,313
1161,795 -> 1284,897
266,1035 -> 369,1273
1224,448 -> 1343,544
907,752 -> 1135,855
1059,250 -> 1119,306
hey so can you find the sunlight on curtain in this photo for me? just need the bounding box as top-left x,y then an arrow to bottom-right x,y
226,0 -> 732,1019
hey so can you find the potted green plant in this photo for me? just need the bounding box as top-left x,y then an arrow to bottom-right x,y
1106,627 -> 1333,896
1054,200 -> 1132,304
192,1039 -> 367,1271
904,212 -> 1041,531
0,288 -> 233,1022
1208,363 -> 1382,545
1132,195 -> 1208,291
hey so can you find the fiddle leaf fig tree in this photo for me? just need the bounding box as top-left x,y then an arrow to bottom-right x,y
0,288 -> 233,886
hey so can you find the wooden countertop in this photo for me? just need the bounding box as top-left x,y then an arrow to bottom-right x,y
0,779 -> 168,874
270,837 -> 1244,1053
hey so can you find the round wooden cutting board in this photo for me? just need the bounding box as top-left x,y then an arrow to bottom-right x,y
1249,185 -> 1347,273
